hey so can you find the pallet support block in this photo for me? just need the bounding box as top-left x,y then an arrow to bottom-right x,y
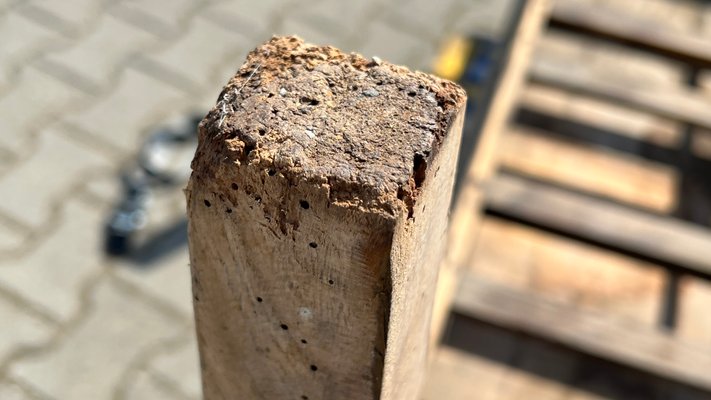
186,36 -> 466,399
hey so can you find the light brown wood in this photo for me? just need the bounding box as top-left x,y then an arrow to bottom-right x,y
549,1 -> 711,69
429,0 -> 550,349
499,126 -> 678,212
186,36 -> 466,400
529,58 -> 711,130
453,273 -> 711,392
470,217 -> 665,326
485,174 -> 711,278
520,83 -> 682,148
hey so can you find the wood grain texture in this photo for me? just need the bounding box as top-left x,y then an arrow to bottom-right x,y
549,1 -> 711,69
499,126 -> 677,212
484,174 -> 711,278
453,274 -> 711,392
186,36 -> 466,399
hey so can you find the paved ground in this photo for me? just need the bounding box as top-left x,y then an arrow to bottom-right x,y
0,0 -> 514,398
4,0 -> 711,398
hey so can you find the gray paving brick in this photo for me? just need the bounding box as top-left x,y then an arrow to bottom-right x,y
21,0 -> 110,35
63,68 -> 188,153
357,20 -> 423,67
111,187 -> 193,318
0,295 -> 54,362
147,334 -> 201,399
0,68 -> 86,155
287,0 -> 380,41
109,0 -> 200,38
0,199 -> 107,322
122,370 -> 187,400
138,17 -> 251,93
385,0 -> 460,40
0,379 -> 35,400
450,0 -> 516,38
43,15 -> 159,91
0,12 -> 67,93
0,222 -> 27,254
0,127 -> 109,230
201,0 -> 287,40
10,278 -> 183,400
275,18 -> 351,52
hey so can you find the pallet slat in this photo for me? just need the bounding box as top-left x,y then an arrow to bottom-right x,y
484,174 -> 711,278
499,126 -> 677,212
453,274 -> 711,392
529,60 -> 711,130
549,2 -> 711,69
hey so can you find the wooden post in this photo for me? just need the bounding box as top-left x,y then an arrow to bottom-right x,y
186,36 -> 466,399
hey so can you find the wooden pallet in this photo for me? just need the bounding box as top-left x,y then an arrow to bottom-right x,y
427,0 -> 711,398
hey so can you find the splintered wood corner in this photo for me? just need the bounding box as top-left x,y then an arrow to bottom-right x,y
186,36 -> 466,400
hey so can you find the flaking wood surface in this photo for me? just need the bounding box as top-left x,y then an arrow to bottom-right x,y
186,36 -> 466,399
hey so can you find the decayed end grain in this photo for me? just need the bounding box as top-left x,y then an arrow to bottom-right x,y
191,35 -> 466,218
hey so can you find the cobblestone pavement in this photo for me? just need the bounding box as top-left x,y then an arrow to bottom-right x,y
0,0 -> 515,398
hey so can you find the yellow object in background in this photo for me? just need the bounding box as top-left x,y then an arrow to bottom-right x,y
433,36 -> 472,81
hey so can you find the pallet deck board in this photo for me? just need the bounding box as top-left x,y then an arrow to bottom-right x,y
452,274 -> 711,393
499,126 -> 677,212
484,174 -> 711,279
529,59 -> 711,130
549,2 -> 711,69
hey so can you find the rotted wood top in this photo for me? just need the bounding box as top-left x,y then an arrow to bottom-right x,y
192,35 -> 466,218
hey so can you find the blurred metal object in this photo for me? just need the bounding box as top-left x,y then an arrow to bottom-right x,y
105,113 -> 202,256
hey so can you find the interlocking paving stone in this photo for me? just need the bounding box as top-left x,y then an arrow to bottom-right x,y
357,20 -> 424,67
287,0 -> 381,40
147,334 -> 201,399
0,379 -> 34,400
111,186 -> 194,318
0,222 -> 27,255
0,295 -> 54,362
0,12 -> 66,93
0,127 -> 109,230
10,278 -> 183,399
450,0 -> 516,38
385,0 -> 461,39
20,0 -> 110,35
43,15 -> 159,91
109,0 -> 200,38
121,370 -> 187,400
0,68 -> 86,156
138,17 -> 250,93
0,199 -> 107,322
63,68 -> 188,153
201,0 -> 290,40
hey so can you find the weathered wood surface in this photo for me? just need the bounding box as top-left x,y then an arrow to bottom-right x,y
429,0 -> 549,349
484,174 -> 711,279
519,83 -> 682,148
452,273 -> 711,393
529,59 -> 711,130
468,216 -> 665,326
499,126 -> 677,212
186,36 -> 466,399
549,1 -> 711,69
